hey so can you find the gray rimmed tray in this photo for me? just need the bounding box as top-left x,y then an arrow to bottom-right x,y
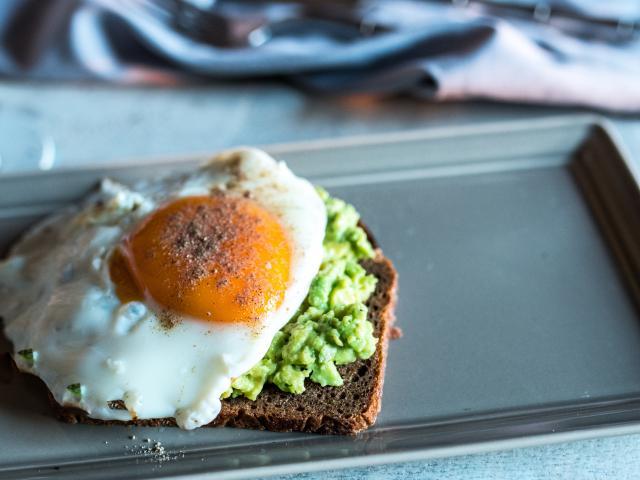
2,115 -> 640,479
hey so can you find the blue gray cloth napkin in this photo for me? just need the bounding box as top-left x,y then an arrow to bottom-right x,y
1,0 -> 639,112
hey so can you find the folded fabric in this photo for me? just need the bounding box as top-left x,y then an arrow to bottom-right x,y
0,0 -> 639,112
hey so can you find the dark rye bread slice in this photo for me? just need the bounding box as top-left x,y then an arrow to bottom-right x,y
48,250 -> 398,434
213,251 -> 398,434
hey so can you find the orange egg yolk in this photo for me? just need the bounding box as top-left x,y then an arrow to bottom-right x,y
109,195 -> 292,324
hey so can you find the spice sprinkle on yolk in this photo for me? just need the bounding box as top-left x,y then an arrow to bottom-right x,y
110,195 -> 292,324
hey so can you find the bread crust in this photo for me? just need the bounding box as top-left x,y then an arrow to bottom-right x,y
14,248 -> 398,435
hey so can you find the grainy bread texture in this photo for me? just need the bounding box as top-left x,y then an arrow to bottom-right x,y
48,249 -> 398,434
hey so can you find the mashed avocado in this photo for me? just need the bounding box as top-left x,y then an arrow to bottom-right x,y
223,188 -> 378,400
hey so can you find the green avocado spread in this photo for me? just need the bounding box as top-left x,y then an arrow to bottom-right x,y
223,188 -> 378,400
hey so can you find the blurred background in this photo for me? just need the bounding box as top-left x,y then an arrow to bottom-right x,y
0,0 -> 638,173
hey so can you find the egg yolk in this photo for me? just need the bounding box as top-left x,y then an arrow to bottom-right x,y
109,195 -> 292,325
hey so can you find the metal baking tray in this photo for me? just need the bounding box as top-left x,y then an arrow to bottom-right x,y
2,115 -> 640,479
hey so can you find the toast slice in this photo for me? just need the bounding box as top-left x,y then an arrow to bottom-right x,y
48,247 -> 398,435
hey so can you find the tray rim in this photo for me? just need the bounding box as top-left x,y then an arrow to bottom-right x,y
192,424 -> 640,480
0,113 -> 615,182
2,114 -> 640,480
4,419 -> 640,480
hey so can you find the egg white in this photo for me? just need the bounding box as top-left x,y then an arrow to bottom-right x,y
0,148 -> 326,429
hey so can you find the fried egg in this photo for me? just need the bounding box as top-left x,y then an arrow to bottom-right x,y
0,148 -> 326,429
